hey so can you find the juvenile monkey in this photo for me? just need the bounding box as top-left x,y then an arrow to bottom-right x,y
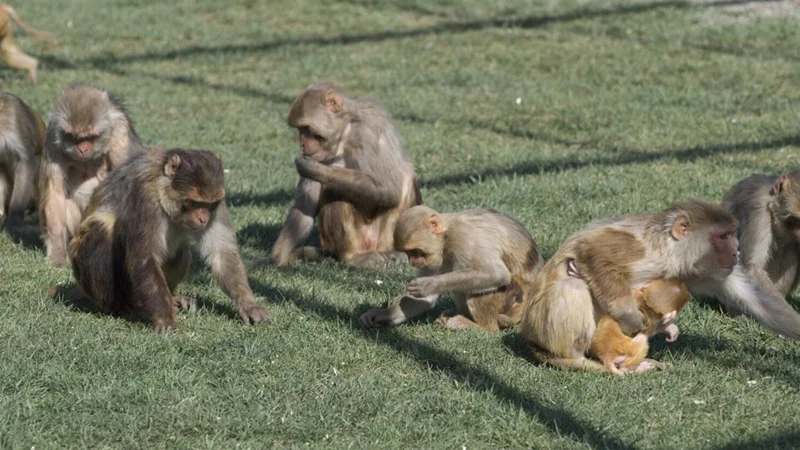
361,206 -> 542,331
0,4 -> 56,84
0,89 -> 45,227
722,171 -> 800,301
521,200 -> 800,374
265,82 -> 421,267
40,84 -> 146,267
588,278 -> 690,374
70,148 -> 270,332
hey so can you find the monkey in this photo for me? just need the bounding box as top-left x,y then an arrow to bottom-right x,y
588,278 -> 690,375
39,84 -> 146,267
360,206 -> 542,331
69,148 -> 270,332
0,89 -> 45,228
721,171 -> 800,303
263,82 -> 421,268
520,200 -> 800,374
0,4 -> 56,84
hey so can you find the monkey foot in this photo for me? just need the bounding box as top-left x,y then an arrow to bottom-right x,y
172,295 -> 197,313
153,320 -> 179,333
239,303 -> 270,326
633,359 -> 669,373
435,314 -> 479,330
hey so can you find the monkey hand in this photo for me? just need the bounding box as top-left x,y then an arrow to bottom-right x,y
664,323 -> 680,342
294,154 -> 325,181
360,308 -> 394,328
616,308 -> 647,336
239,302 -> 270,326
172,295 -> 198,313
153,318 -> 179,333
407,277 -> 438,298
47,250 -> 70,269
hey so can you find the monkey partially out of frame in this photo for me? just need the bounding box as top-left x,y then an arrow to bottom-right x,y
40,84 -> 146,267
0,4 -> 56,84
361,206 -> 542,331
0,88 -> 45,228
521,200 -> 800,374
263,82 -> 422,268
70,148 -> 270,332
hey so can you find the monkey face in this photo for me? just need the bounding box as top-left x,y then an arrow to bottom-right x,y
297,126 -> 329,162
404,248 -> 429,268
176,201 -> 219,232
704,225 -> 738,278
61,132 -> 101,161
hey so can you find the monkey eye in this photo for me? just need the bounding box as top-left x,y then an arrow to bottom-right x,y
406,249 -> 426,259
719,232 -> 733,240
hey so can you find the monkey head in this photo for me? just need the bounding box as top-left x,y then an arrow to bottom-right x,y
161,149 -> 225,232
770,170 -> 800,240
287,82 -> 349,163
52,84 -> 129,162
394,205 -> 446,270
667,201 -> 738,280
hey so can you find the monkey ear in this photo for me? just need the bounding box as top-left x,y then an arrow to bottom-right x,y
324,91 -> 344,114
425,214 -> 446,235
671,213 -> 691,240
771,175 -> 789,196
164,155 -> 181,178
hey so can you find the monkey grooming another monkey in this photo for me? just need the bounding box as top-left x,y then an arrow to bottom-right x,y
588,278 -> 690,375
361,206 -> 542,331
40,84 -> 146,267
521,200 -> 800,374
722,171 -> 800,303
0,89 -> 45,228
265,82 -> 421,268
0,4 -> 56,84
70,148 -> 270,332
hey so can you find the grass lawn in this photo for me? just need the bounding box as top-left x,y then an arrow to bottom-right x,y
1,0 -> 799,448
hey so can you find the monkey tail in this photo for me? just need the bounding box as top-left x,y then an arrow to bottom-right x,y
3,5 -> 57,43
530,345 -> 610,373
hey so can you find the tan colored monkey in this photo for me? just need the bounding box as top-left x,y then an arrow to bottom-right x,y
70,148 -> 270,332
521,200 -> 800,374
361,206 -> 542,331
0,89 -> 44,227
264,82 -> 421,268
40,84 -> 146,267
0,4 -> 56,84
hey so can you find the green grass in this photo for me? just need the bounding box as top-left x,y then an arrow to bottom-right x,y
1,0 -> 799,448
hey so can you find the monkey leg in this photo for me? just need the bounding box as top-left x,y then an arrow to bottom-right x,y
0,37 -> 38,83
6,156 -> 36,226
69,220 -> 117,314
163,247 -> 196,313
0,168 -> 9,221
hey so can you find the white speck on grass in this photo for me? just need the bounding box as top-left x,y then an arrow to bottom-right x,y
375,280 -> 383,285
747,380 -> 757,385
515,97 -> 522,105
693,400 -> 706,405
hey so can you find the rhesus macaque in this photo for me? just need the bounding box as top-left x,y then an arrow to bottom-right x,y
588,278 -> 690,375
521,200 -> 800,374
40,84 -> 146,267
0,89 -> 45,227
69,148 -> 270,332
0,4 -> 56,84
264,82 -> 421,267
722,171 -> 800,302
360,206 -> 542,331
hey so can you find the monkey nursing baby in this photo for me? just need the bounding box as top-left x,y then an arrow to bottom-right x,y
70,148 -> 270,332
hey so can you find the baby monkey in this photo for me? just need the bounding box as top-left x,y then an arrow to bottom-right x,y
588,275 -> 690,374
361,206 -> 542,331
70,148 -> 270,332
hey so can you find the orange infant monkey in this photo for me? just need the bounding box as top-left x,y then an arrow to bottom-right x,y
0,4 -> 56,84
589,277 -> 690,374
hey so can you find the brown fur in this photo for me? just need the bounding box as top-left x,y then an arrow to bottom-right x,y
264,82 -> 421,267
520,200 -> 800,374
0,90 -> 44,227
361,206 -> 542,331
70,148 -> 269,332
39,84 -> 145,267
0,4 -> 55,84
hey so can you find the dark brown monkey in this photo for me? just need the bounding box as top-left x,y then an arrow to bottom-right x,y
0,89 -> 45,227
70,148 -> 270,332
264,82 -> 421,267
521,200 -> 800,374
722,171 -> 800,301
588,278 -> 690,375
0,4 -> 56,84
40,84 -> 146,267
361,206 -> 542,331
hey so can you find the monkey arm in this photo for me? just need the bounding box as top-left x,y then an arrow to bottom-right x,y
270,178 -> 321,265
40,161 -> 69,265
200,204 -> 270,325
124,243 -> 176,331
406,264 -> 511,298
361,268 -> 441,327
295,155 -> 399,211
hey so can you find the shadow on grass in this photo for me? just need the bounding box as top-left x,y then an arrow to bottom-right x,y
248,278 -> 634,450
711,431 -> 800,450
236,221 -> 283,252
4,221 -> 43,251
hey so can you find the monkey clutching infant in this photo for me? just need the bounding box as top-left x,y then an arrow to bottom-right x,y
264,82 -> 421,268
70,148 -> 270,332
361,206 -> 542,331
0,88 -> 45,228
521,200 -> 800,374
0,4 -> 56,84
